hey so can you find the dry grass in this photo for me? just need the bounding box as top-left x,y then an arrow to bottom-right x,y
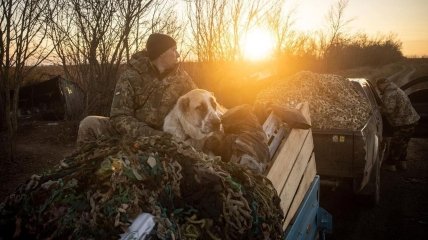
333,62 -> 404,83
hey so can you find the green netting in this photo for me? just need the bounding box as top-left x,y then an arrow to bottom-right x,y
0,135 -> 283,239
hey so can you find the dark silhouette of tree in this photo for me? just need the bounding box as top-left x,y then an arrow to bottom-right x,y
0,0 -> 55,162
324,34 -> 403,70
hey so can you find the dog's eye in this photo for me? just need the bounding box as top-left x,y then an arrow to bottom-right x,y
196,103 -> 208,114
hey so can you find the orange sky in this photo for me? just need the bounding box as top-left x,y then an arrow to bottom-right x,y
287,0 -> 428,57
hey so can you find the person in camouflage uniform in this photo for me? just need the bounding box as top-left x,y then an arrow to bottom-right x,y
376,78 -> 420,171
77,33 -> 196,145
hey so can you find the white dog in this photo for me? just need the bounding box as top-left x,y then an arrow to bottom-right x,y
163,89 -> 224,149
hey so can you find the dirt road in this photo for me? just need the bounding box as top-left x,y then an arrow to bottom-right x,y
388,64 -> 416,87
0,121 -> 77,199
321,138 -> 428,240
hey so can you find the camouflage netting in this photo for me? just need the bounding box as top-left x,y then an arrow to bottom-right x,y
0,135 -> 283,240
256,71 -> 371,130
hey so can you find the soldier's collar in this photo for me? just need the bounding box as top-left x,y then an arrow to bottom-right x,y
148,61 -> 161,76
149,62 -> 179,80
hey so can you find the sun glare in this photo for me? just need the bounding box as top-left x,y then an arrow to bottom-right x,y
242,28 -> 275,61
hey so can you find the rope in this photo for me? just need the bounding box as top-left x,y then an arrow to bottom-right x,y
0,135 -> 284,239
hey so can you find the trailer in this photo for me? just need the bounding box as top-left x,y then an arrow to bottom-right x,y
312,78 -> 384,205
263,102 -> 332,239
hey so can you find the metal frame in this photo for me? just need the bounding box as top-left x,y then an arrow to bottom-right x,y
284,175 -> 333,240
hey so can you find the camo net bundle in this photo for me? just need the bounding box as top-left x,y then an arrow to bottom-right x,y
256,71 -> 371,130
0,135 -> 283,240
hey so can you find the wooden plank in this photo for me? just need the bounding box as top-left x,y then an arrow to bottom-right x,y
263,113 -> 286,158
283,155 -> 317,229
263,113 -> 280,139
278,134 -> 314,213
264,102 -> 316,230
268,128 -> 285,159
266,102 -> 312,192
300,102 -> 311,124
267,129 -> 309,192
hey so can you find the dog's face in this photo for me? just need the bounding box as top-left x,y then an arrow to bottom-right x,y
177,89 -> 221,135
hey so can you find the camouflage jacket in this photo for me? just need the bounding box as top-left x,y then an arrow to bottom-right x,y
380,82 -> 420,127
110,51 -> 197,138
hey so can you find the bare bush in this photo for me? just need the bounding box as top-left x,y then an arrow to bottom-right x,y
46,0 -> 180,116
1,0 -> 54,161
324,33 -> 403,70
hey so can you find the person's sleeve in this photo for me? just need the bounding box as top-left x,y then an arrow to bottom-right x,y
381,92 -> 397,116
110,76 -> 163,138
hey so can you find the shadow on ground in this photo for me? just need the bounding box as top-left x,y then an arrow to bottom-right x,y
321,138 -> 428,240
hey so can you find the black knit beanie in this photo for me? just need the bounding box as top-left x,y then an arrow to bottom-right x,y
146,33 -> 177,60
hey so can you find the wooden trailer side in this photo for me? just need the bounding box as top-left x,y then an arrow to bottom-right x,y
264,102 -> 317,230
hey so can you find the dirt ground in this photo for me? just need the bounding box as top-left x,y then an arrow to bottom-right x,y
0,120 -> 427,239
321,137 -> 428,240
0,120 -> 78,199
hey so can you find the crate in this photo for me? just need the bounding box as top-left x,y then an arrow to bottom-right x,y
263,102 -> 317,230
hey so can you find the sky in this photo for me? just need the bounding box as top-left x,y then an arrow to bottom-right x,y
286,0 -> 428,56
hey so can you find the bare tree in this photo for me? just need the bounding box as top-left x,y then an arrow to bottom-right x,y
46,0 -> 179,116
0,0 -> 54,162
266,0 -> 296,57
184,0 -> 227,62
319,0 -> 353,57
185,0 -> 275,62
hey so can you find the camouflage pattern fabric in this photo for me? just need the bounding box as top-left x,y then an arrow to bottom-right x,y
204,104 -> 270,174
110,51 -> 197,138
386,124 -> 416,164
0,135 -> 284,239
256,71 -> 371,130
380,82 -> 420,127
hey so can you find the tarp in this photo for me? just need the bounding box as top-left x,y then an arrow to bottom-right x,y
18,76 -> 84,120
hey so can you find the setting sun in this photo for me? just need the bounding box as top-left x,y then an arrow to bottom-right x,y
242,28 -> 275,61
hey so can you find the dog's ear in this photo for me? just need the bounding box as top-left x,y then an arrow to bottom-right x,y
178,96 -> 190,112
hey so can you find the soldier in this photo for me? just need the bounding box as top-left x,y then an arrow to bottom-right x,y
77,33 -> 197,145
376,78 -> 420,171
